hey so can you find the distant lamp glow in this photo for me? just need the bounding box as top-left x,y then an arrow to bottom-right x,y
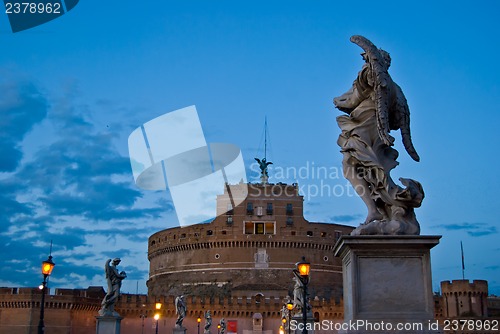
296,257 -> 310,278
154,313 -> 160,320
41,256 -> 55,276
155,302 -> 162,310
38,284 -> 44,290
197,317 -> 201,323
286,302 -> 293,311
282,318 -> 286,324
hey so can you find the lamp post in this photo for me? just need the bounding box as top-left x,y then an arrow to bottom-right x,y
38,251 -> 55,334
286,302 -> 293,334
154,301 -> 162,334
197,316 -> 201,334
217,323 -> 221,334
139,314 -> 146,334
294,257 -> 310,334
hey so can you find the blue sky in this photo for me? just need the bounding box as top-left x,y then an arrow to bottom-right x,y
0,1 -> 499,295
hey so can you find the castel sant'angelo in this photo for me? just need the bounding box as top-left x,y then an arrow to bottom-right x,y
147,175 -> 353,300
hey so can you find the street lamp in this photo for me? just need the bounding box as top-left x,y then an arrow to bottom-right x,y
139,314 -> 146,334
38,251 -> 55,334
217,323 -> 221,334
294,257 -> 310,334
286,302 -> 294,334
197,316 -> 201,334
154,301 -> 162,334
279,325 -> 285,334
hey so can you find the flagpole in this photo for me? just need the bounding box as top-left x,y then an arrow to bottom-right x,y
460,241 -> 465,280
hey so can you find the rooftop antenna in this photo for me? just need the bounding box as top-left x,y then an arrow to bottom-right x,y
461,241 -> 465,280
255,117 -> 273,184
264,116 -> 267,161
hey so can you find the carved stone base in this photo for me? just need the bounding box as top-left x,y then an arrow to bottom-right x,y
173,326 -> 187,334
333,235 -> 442,334
291,315 -> 315,334
96,315 -> 122,334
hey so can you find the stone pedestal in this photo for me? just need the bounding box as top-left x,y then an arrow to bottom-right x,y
96,315 -> 122,334
292,314 -> 315,334
333,235 -> 441,334
173,326 -> 187,334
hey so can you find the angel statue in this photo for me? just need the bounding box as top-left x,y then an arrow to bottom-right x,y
333,35 -> 424,235
175,295 -> 187,328
254,157 -> 273,179
204,310 -> 212,334
99,258 -> 127,316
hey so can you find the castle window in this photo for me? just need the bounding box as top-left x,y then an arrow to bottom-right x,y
265,222 -> 275,234
321,232 -> 327,237
266,203 -> 273,215
245,222 -> 254,234
151,240 -> 156,246
291,231 -> 296,236
256,206 -> 263,216
286,217 -> 293,226
255,222 -> 264,234
247,202 -> 254,215
286,203 -> 293,215
306,231 -> 313,236
226,216 -> 233,225
180,233 -> 186,239
227,203 -> 234,215
207,230 -> 213,236
221,230 -> 227,235
244,221 -> 275,235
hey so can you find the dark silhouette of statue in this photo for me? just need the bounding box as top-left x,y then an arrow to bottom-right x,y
255,157 -> 272,180
99,258 -> 127,316
175,295 -> 186,328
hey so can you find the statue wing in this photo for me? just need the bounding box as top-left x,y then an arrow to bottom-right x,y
254,158 -> 261,164
350,35 -> 394,146
104,259 -> 112,278
391,83 -> 420,162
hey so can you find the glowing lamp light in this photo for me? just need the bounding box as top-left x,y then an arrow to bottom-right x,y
296,257 -> 310,278
197,317 -> 201,323
41,256 -> 55,276
38,284 -> 44,290
282,318 -> 286,324
155,302 -> 162,310
286,302 -> 293,311
154,313 -> 160,320
217,324 -> 221,329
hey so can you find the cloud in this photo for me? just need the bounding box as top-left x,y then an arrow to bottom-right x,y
433,222 -> 498,237
486,265 -> 500,271
329,214 -> 362,223
0,81 -> 48,172
0,81 -> 171,289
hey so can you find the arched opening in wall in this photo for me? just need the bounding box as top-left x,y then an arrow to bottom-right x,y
255,293 -> 264,304
151,240 -> 156,246
207,230 -> 213,236
314,311 -> 320,322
